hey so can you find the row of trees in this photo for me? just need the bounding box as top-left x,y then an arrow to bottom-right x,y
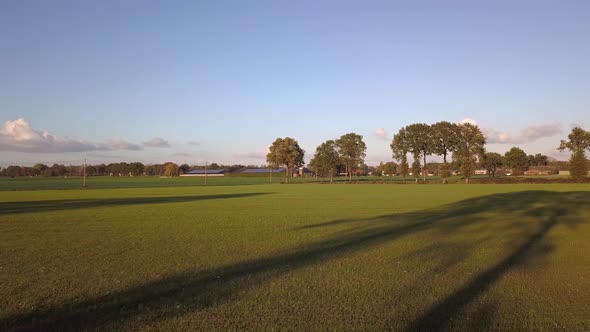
307,133 -> 367,183
391,121 -> 486,183
3,126 -> 589,181
265,133 -> 369,183
0,161 -> 268,178
265,125 -> 590,183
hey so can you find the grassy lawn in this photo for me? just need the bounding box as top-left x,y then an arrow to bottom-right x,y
1,184 -> 589,330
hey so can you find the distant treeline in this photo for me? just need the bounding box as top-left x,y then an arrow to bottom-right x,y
0,162 -> 262,178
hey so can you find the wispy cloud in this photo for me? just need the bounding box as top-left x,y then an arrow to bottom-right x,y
375,128 -> 388,140
143,137 -> 170,148
0,118 -> 142,153
187,141 -> 200,146
102,139 -> 142,151
460,118 -> 561,145
234,151 -> 268,160
485,123 -> 561,144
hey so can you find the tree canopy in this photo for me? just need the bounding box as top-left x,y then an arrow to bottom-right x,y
309,140 -> 340,183
404,123 -> 432,183
391,128 -> 410,178
504,147 -> 528,176
266,137 -> 305,183
335,133 -> 367,182
454,123 -> 486,183
558,127 -> 590,180
481,152 -> 504,177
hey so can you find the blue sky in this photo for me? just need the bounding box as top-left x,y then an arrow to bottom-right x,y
1,0 -> 589,166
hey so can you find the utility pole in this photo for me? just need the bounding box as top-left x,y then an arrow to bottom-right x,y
83,158 -> 87,188
205,161 -> 208,185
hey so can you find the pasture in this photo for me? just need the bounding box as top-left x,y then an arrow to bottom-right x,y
1,183 -> 589,330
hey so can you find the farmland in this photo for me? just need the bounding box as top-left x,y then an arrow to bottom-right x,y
1,183 -> 589,330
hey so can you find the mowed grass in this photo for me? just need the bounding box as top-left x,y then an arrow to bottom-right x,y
1,184 -> 589,331
0,174 -> 487,191
0,176 -> 280,191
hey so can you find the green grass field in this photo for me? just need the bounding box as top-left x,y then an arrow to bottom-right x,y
0,174 -> 503,191
1,183 -> 589,330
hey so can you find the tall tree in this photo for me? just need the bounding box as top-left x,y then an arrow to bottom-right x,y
266,137 -> 305,183
481,152 -> 504,177
504,147 -> 528,176
404,123 -> 433,183
528,153 -> 549,166
432,121 -> 459,183
309,140 -> 340,183
383,161 -> 398,176
391,128 -> 410,180
163,162 -> 179,177
179,164 -> 190,174
558,127 -> 590,180
454,123 -> 486,183
335,133 -> 367,182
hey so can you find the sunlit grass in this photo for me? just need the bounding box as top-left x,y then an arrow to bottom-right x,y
1,184 -> 589,330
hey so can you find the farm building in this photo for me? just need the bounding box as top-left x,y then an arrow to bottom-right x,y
524,166 -> 559,175
180,169 -> 226,177
474,169 -> 488,175
240,168 -> 286,174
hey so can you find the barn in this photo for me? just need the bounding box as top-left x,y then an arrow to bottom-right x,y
180,169 -> 226,177
240,168 -> 285,174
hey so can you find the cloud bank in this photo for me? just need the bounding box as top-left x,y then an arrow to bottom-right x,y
0,118 -> 162,153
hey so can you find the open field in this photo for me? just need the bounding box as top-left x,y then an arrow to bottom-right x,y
0,176 -> 429,191
0,174 -> 578,191
1,184 -> 589,330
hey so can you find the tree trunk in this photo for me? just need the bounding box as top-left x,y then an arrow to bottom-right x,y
423,152 -> 427,183
285,166 -> 289,183
465,177 -> 469,184
330,173 -> 333,183
443,152 -> 447,184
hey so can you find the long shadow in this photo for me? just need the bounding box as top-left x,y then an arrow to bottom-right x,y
1,191 -> 588,331
405,206 -> 566,331
0,193 -> 270,217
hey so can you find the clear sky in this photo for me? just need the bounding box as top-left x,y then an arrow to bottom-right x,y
1,0 -> 589,166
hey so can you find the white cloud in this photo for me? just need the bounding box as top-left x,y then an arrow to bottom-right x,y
0,118 -> 142,153
375,128 -> 388,140
143,137 -> 170,148
460,118 -> 478,126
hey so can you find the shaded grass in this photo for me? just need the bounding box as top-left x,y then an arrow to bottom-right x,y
1,184 -> 589,330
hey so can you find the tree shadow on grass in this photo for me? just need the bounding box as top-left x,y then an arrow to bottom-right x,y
1,191 -> 588,331
0,193 -> 271,217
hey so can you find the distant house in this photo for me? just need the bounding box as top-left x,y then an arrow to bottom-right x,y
474,169 -> 488,175
524,166 -> 559,176
180,169 -> 226,177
